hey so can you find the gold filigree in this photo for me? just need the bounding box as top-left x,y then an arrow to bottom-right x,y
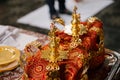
71,6 -> 87,36
79,24 -> 87,35
70,6 -> 88,49
89,26 -> 100,32
71,7 -> 80,37
41,21 -> 69,80
87,17 -> 100,23
41,22 -> 68,75
54,18 -> 65,26
41,47 -> 68,62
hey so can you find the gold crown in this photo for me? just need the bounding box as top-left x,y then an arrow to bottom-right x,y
21,6 -> 105,80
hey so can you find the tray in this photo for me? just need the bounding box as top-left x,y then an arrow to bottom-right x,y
104,49 -> 120,80
88,49 -> 120,80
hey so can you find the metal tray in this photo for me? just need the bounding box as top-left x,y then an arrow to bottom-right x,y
105,49 -> 120,80
88,49 -> 120,80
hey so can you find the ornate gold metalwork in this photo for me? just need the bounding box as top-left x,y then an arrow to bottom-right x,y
54,18 -> 65,26
87,17 -> 105,57
41,21 -> 69,80
41,23 -> 68,63
87,17 -> 100,23
71,6 -> 80,37
70,6 -> 87,49
71,6 -> 87,36
21,6 -> 105,80
41,21 -> 68,79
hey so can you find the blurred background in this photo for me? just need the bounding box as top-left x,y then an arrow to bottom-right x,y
0,0 -> 120,51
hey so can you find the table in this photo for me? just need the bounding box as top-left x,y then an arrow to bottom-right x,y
0,25 -> 120,80
0,25 -> 49,80
0,25 -> 49,50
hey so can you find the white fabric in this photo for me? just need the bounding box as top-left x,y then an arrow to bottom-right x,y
16,33 -> 37,50
0,25 -> 8,39
17,0 -> 114,30
0,25 -> 37,50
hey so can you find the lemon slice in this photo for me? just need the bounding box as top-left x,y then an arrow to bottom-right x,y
0,46 -> 20,65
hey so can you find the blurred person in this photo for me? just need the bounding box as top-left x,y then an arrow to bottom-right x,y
46,0 -> 72,19
74,0 -> 81,2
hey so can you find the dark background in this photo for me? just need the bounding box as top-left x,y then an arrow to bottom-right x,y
0,0 -> 120,51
